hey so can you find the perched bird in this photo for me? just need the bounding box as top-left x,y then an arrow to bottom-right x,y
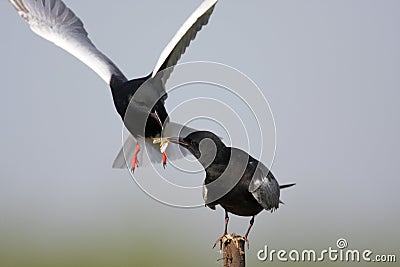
9,0 -> 218,171
167,131 -> 295,246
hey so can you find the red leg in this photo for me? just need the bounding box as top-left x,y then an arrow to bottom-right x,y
162,152 -> 167,168
131,143 -> 141,172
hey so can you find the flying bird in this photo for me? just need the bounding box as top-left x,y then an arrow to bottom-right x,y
9,0 -> 218,171
167,131 -> 295,247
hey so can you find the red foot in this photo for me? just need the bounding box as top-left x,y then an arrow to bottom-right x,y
162,152 -> 167,168
212,234 -> 227,250
131,143 -> 141,172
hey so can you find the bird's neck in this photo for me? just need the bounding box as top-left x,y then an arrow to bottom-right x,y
109,75 -> 129,118
110,74 -> 126,91
202,146 -> 230,167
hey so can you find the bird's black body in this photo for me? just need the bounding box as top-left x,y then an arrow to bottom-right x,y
175,131 -> 295,242
110,74 -> 168,139
180,131 -> 282,217
205,154 -> 268,217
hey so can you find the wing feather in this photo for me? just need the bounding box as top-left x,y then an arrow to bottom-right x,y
9,0 -> 127,85
248,163 -> 281,211
151,0 -> 218,84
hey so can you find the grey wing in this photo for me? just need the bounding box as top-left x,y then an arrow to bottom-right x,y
112,134 -> 137,169
112,135 -> 164,169
9,0 -> 127,85
248,163 -> 280,211
151,0 -> 218,85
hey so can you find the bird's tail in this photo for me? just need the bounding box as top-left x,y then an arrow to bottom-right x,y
278,183 -> 295,206
280,183 -> 296,189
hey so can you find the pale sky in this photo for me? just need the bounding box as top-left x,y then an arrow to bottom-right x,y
0,1 -> 399,266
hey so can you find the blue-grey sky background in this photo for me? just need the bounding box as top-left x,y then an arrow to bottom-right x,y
0,0 -> 399,266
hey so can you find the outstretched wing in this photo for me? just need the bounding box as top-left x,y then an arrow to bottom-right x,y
248,162 -> 280,211
9,0 -> 127,85
151,0 -> 218,84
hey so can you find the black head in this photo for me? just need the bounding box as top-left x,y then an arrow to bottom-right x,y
173,131 -> 226,167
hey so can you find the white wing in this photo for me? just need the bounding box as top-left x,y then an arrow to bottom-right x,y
151,0 -> 218,83
9,0 -> 127,85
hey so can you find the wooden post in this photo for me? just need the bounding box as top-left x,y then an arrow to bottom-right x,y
221,234 -> 246,267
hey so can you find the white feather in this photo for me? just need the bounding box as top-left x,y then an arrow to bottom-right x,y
151,0 -> 218,83
9,0 -> 127,84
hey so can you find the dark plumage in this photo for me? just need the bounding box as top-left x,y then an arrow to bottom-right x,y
171,131 -> 295,245
10,0 -> 218,171
110,74 -> 168,140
